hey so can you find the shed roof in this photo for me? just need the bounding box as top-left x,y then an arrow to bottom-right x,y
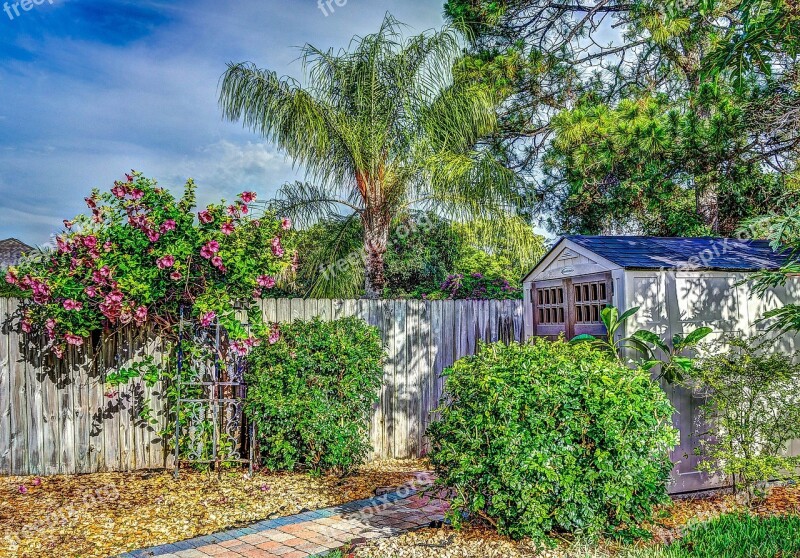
565,236 -> 791,271
0,238 -> 32,268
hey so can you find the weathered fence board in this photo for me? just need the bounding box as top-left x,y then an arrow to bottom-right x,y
0,298 -> 524,475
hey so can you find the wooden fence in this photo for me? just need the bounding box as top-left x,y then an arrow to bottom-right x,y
0,298 -> 524,476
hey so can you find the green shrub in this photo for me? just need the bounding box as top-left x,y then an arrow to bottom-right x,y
245,316 -> 384,475
427,338 -> 678,541
692,337 -> 800,502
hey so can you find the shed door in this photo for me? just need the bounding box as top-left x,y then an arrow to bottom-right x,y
532,279 -> 567,339
571,274 -> 612,338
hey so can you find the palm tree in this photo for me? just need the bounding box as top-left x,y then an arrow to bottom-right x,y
219,15 -> 524,298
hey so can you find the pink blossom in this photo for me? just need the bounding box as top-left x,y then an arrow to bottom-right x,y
88,248 -> 100,260
157,255 -> 175,269
31,477 -> 42,487
146,229 -> 160,243
106,290 -> 123,303
207,240 -> 220,253
63,220 -> 74,229
85,286 -> 98,297
211,256 -> 224,268
85,197 -> 97,209
240,204 -> 249,215
63,299 -> 83,311
56,236 -> 71,254
252,288 -> 263,298
200,311 -> 216,328
240,191 -> 257,203
226,205 -> 238,216
45,319 -> 56,333
82,235 -> 98,249
134,306 -> 148,326
130,189 -> 144,200
170,271 -> 182,281
221,222 -> 235,235
257,275 -> 276,289
271,237 -> 284,258
91,213 -> 103,224
198,210 -> 214,224
5,269 -> 18,285
53,345 -> 64,359
281,217 -> 292,231
160,219 -> 177,233
18,485 -> 27,495
120,312 -> 133,325
64,334 -> 84,347
200,245 -> 214,259
21,320 -> 32,334
111,185 -> 127,198
125,173 -> 134,182
268,327 -> 280,345
103,241 -> 113,253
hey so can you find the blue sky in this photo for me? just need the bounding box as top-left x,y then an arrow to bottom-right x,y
0,0 -> 444,245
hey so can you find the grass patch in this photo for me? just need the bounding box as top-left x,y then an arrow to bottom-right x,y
627,514 -> 800,558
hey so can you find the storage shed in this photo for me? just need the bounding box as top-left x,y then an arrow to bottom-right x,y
523,236 -> 798,347
523,235 -> 800,493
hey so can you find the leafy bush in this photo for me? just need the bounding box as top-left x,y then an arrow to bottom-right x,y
245,317 -> 384,475
428,271 -> 521,300
427,338 -> 678,541
691,337 -> 800,502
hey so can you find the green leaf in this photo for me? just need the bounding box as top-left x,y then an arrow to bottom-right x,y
680,327 -> 713,347
570,334 -> 597,343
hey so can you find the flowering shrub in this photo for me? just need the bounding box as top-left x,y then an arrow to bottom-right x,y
6,172 -> 292,357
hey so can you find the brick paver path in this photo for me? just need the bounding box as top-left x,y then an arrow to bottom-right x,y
118,472 -> 448,558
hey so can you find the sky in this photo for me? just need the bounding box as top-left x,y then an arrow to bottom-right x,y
0,0 -> 445,245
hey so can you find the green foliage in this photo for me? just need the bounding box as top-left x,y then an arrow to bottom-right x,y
691,337 -> 800,502
746,205 -> 800,335
285,211 -> 544,299
245,317 -> 384,475
220,15 -> 526,297
444,0 -> 800,237
570,306 -> 712,383
427,339 -> 678,542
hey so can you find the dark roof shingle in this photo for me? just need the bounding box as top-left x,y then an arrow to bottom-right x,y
565,235 -> 791,271
0,238 -> 33,268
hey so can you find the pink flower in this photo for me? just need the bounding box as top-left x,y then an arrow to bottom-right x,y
207,240 -> 220,253
125,173 -> 134,182
146,229 -> 160,243
18,485 -> 27,495
252,288 -> 263,298
198,210 -> 214,224
211,256 -> 224,268
63,220 -> 74,229
56,236 -> 71,254
134,306 -> 148,326
53,345 -> 64,359
200,245 -> 214,259
226,205 -> 238,216
111,185 -> 127,198
268,327 -> 280,345
32,477 -> 42,487
240,204 -> 249,215
221,222 -> 235,235
120,312 -> 133,325
106,290 -> 123,303
130,189 -> 144,200
5,269 -> 17,285
200,311 -> 216,328
240,191 -> 257,203
64,334 -> 84,347
260,484 -> 270,492
45,319 -> 56,332
160,219 -> 177,233
85,286 -> 98,297
103,241 -> 113,253
63,299 -> 83,311
257,275 -> 276,289
170,271 -> 182,281
82,235 -> 98,249
281,217 -> 292,231
21,320 -> 32,334
271,237 -> 284,258
157,255 -> 175,269
85,197 -> 97,209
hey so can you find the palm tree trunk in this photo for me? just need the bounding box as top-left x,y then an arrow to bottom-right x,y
363,212 -> 389,299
